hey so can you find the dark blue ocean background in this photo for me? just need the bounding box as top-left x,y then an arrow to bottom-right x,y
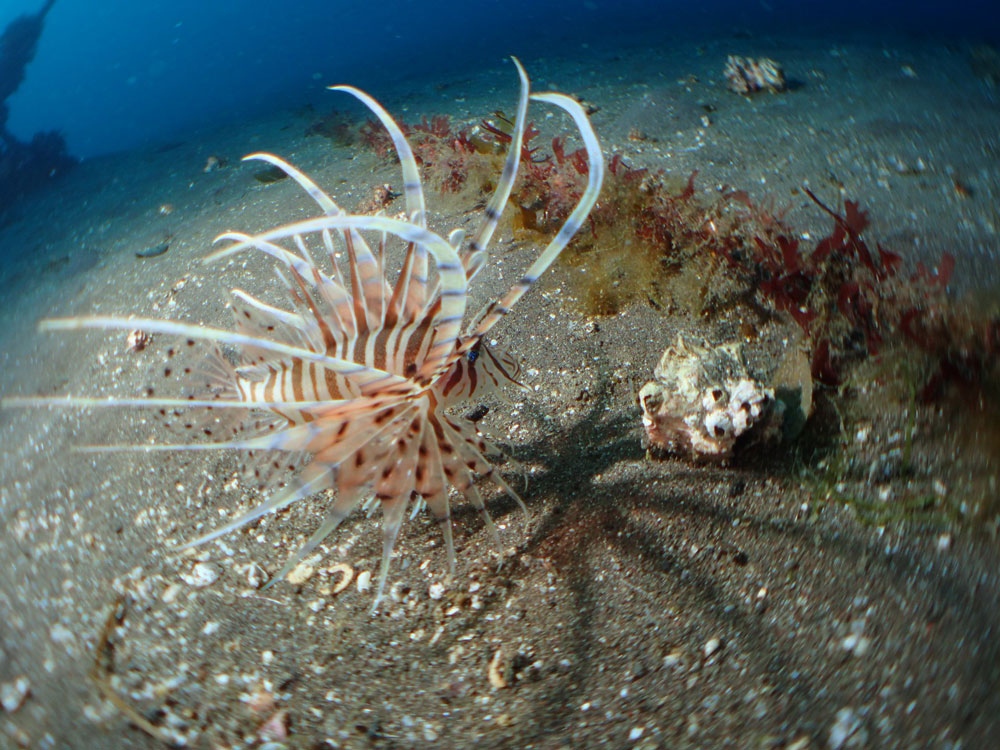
3,0 -> 999,160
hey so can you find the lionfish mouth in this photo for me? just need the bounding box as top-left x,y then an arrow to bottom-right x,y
3,57 -> 605,610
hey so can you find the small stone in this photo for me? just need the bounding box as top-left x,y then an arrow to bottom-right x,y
356,570 -> 372,593
704,638 -> 722,658
49,623 -> 73,644
829,707 -> 863,749
259,709 -> 289,740
162,582 -> 183,603
181,562 -> 220,588
286,562 -> 314,585
628,726 -> 644,741
428,582 -> 445,600
488,649 -> 508,689
246,562 -> 269,589
1,676 -> 30,712
936,533 -> 953,551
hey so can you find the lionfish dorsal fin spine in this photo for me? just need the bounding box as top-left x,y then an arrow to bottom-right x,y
465,90 -> 605,347
462,56 -> 531,281
332,84 -> 431,317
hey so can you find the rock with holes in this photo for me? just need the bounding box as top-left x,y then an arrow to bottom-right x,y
638,336 -> 781,460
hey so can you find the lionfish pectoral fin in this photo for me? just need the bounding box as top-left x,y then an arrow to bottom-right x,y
263,486 -> 362,590
424,491 -> 456,576
488,468 -> 530,525
438,512 -> 456,576
241,153 -> 341,215
463,484 -> 502,555
173,468 -> 332,552
371,493 -> 410,613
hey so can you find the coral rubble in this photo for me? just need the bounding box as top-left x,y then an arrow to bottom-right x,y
724,55 -> 786,94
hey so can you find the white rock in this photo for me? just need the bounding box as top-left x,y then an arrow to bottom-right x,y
49,623 -> 73,644
356,570 -> 372,593
704,638 -> 722,658
1,676 -> 30,712
428,582 -> 445,600
829,707 -> 862,749
286,562 -> 314,585
181,562 -> 220,588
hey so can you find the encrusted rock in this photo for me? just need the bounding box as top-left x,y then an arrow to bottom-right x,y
724,55 -> 786,94
638,336 -> 781,460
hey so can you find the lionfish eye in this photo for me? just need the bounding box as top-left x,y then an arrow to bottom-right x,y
467,341 -> 482,364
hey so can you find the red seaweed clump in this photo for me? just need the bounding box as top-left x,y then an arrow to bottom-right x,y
356,107 -> 997,404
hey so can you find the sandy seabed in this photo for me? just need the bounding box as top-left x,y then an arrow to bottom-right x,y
1,31 -> 998,749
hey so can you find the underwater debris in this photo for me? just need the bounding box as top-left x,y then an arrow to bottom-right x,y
638,337 -> 781,460
125,329 -> 152,353
252,164 -> 290,184
305,107 -> 357,145
202,155 -> 226,173
356,182 -> 401,214
724,55 -> 786,94
135,239 -> 171,258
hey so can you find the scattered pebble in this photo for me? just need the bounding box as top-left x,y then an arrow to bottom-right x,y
246,562 -> 269,589
829,707 -> 863,749
428,582 -> 446,600
356,570 -> 372,593
49,623 -> 73,645
488,649 -> 508,689
937,533 -> 953,551
841,619 -> 871,657
181,562 -> 221,588
1,676 -> 30,712
286,562 -> 314,585
704,638 -> 722,658
162,583 -> 182,603
259,709 -> 289,740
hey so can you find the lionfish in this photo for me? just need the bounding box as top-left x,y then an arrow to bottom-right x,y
4,58 -> 604,607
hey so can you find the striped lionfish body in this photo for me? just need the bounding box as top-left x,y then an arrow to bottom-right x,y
5,58 -> 604,607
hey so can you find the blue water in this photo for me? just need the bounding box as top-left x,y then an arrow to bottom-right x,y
2,0 -> 998,160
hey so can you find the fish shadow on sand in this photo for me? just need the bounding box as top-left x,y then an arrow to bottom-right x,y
458,385 -> 1000,743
